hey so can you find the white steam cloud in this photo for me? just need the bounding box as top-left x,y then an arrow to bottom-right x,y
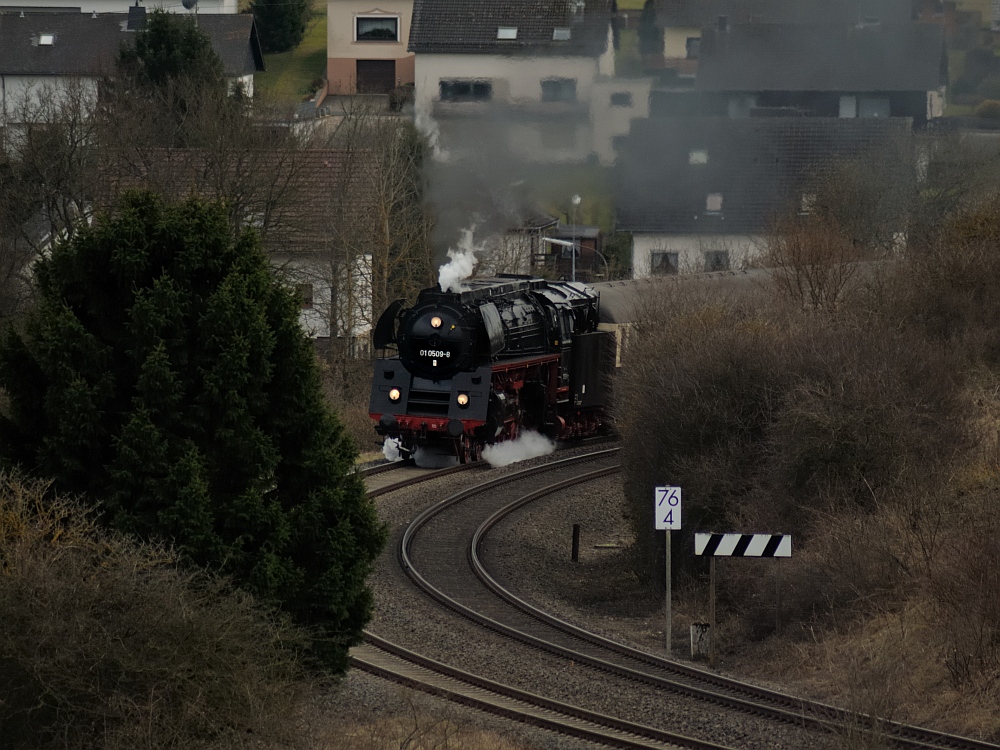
438,227 -> 481,292
415,111 -> 450,162
382,437 -> 403,462
482,431 -> 556,467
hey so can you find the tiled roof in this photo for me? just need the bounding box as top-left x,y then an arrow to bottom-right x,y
695,22 -> 945,92
100,148 -> 375,254
409,0 -> 613,55
616,116 -> 913,234
0,11 -> 263,77
656,0 -> 913,28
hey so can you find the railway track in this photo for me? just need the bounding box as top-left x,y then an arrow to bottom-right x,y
352,633 -> 733,750
384,448 -> 999,750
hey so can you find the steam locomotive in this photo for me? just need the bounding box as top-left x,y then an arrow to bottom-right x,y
369,275 -> 616,462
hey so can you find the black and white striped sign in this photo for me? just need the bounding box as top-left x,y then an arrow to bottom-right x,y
695,533 -> 791,558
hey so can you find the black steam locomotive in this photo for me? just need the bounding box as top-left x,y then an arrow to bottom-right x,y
369,275 -> 615,462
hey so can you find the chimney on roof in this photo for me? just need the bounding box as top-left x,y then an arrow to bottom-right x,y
716,14 -> 728,32
126,3 -> 146,30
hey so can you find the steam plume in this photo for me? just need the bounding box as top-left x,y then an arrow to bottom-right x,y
438,227 -> 481,292
382,437 -> 403,462
482,431 -> 556,467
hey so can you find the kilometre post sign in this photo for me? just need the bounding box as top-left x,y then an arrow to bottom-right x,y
654,486 -> 682,530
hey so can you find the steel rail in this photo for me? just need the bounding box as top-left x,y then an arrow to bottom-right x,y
470,469 -> 999,750
353,632 -> 736,750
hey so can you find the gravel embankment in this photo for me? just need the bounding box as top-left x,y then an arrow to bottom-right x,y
333,450 -> 835,750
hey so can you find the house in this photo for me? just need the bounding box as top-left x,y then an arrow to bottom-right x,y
692,22 -> 947,126
0,10 -> 264,127
0,0 -> 237,14
616,116 -> 913,277
408,0 -> 621,164
650,0 -> 913,76
326,0 -> 414,95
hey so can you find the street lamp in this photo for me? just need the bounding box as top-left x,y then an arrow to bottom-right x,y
571,194 -> 581,282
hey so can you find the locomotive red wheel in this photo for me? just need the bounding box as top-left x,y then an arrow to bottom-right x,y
458,434 -> 482,464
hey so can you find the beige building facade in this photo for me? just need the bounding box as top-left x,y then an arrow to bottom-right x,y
327,0 -> 414,94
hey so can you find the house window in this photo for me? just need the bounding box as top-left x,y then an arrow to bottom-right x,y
440,79 -> 493,102
705,193 -> 723,213
704,250 -> 729,272
356,16 -> 398,42
497,26 -> 517,40
858,95 -> 890,118
553,27 -> 571,40
685,37 -> 700,58
651,251 -> 679,275
839,95 -> 858,118
689,149 -> 708,165
541,78 -> 577,103
296,283 -> 314,309
610,92 -> 632,107
800,193 -> 817,215
39,33 -> 55,45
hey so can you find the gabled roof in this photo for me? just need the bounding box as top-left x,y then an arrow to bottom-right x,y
695,22 -> 945,92
656,0 -> 913,28
194,14 -> 264,76
0,11 -> 263,77
99,148 -> 374,254
408,0 -> 612,56
616,116 -> 913,234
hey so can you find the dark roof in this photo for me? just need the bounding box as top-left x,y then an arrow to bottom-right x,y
0,11 -> 263,77
409,0 -> 612,55
196,14 -> 264,76
656,0 -> 912,27
696,22 -> 945,92
616,116 -> 912,234
551,224 -> 600,239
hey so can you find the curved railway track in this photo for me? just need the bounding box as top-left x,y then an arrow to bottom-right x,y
353,448 -> 999,750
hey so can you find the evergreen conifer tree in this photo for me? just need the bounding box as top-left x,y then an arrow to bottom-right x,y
251,0 -> 311,54
0,192 -> 385,670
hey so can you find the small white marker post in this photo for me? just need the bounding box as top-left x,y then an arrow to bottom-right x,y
654,486 -> 682,655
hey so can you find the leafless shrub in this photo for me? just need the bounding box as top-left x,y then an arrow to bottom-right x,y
762,214 -> 863,312
617,276 -> 972,603
927,487 -> 1000,695
0,472 -> 312,750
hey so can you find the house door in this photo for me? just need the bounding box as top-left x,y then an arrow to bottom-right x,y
356,60 -> 396,93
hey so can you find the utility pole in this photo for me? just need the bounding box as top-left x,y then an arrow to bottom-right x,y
571,194 -> 581,282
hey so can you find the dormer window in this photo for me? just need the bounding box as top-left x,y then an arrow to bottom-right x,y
39,33 -> 54,45
689,149 -> 708,165
497,27 -> 517,40
553,27 -> 571,41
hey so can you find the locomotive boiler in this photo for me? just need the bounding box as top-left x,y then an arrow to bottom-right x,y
369,275 -> 615,462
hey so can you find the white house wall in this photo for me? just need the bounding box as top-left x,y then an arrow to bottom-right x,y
664,27 -> 699,59
414,53 -> 604,114
415,51 -> 622,164
631,232 -> 761,277
590,77 -> 651,166
274,253 -> 373,343
1,75 -> 98,127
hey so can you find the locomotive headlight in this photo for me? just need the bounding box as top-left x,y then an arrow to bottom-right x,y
456,393 -> 470,407
389,387 -> 401,402
430,316 -> 443,328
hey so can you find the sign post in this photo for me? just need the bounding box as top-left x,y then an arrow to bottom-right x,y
695,533 -> 792,669
654,486 -> 682,655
